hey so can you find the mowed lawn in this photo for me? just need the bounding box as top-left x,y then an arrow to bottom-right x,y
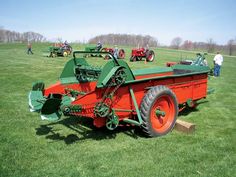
0,43 -> 235,177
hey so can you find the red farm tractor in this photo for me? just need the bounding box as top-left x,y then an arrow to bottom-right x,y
130,48 -> 155,62
101,47 -> 125,60
29,50 -> 212,137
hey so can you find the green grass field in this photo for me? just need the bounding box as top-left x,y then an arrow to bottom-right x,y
0,43 -> 235,177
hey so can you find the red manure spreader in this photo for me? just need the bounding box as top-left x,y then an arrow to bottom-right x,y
29,51 -> 211,137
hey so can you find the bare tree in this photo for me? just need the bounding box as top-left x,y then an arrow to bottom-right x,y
181,40 -> 193,50
0,28 -> 5,42
170,37 -> 182,49
0,28 -> 46,43
88,34 -> 158,47
206,38 -> 216,53
227,39 -> 236,56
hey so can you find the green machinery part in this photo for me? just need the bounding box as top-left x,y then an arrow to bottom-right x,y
106,111 -> 119,130
29,81 -> 82,121
59,51 -> 135,87
94,102 -> 110,118
29,81 -> 46,112
40,95 -> 78,121
191,53 -> 208,66
40,97 -> 62,121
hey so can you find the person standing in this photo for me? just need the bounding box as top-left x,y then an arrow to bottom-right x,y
27,42 -> 33,54
213,52 -> 223,77
113,45 -> 119,59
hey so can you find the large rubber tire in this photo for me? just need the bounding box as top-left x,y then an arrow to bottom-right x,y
68,45 -> 72,54
146,50 -> 155,62
140,85 -> 178,137
137,56 -> 142,61
101,48 -> 109,59
52,53 -> 56,58
118,49 -> 125,59
130,56 -> 136,62
63,51 -> 68,57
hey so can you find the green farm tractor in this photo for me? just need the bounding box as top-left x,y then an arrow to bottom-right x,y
48,44 -> 73,57
84,45 -> 125,59
84,44 -> 103,57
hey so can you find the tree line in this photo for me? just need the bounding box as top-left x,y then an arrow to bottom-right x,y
1,28 -> 235,56
0,27 -> 46,43
89,34 -> 236,56
88,34 -> 159,47
170,37 -> 236,56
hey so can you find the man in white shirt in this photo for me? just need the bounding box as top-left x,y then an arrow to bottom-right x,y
213,52 -> 223,77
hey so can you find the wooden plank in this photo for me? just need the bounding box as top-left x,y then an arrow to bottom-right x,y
174,119 -> 195,134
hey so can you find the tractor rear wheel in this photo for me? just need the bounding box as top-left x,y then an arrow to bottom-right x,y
52,53 -> 56,57
63,51 -> 68,57
118,49 -> 125,59
101,48 -> 110,59
146,50 -> 155,62
137,56 -> 142,61
140,85 -> 178,137
130,56 -> 136,62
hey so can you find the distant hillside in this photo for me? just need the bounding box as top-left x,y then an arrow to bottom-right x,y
0,28 -> 46,43
88,34 -> 158,47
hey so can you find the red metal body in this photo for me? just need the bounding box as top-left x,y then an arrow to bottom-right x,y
166,62 -> 178,67
130,48 -> 155,62
101,48 -> 125,59
102,47 -> 114,53
131,47 -> 146,57
43,71 -> 208,128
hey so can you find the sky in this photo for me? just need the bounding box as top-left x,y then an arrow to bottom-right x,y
0,0 -> 236,45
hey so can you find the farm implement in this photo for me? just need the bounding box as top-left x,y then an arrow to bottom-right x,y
85,45 -> 125,59
29,51 -> 211,137
48,44 -> 72,57
130,48 -> 155,62
166,53 -> 208,67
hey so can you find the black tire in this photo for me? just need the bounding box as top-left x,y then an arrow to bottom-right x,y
118,49 -> 125,59
130,56 -> 136,62
68,45 -> 72,54
137,56 -> 142,61
146,50 -> 155,62
63,51 -> 68,57
140,85 -> 178,137
101,48 -> 108,58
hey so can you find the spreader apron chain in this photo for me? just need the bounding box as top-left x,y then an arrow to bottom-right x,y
94,68 -> 126,130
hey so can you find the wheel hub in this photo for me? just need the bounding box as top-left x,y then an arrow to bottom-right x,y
155,108 -> 166,117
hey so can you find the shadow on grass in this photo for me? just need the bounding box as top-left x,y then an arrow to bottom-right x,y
178,100 -> 209,116
35,100 -> 209,144
35,116 -> 143,144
